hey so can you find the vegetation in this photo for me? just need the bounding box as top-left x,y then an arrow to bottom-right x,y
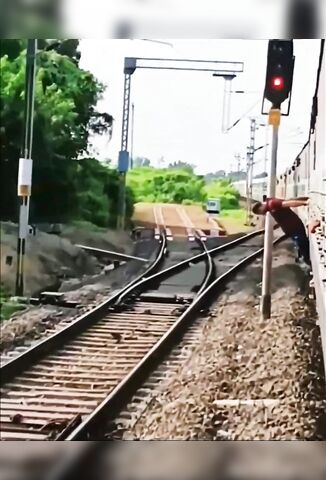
127,166 -> 241,212
219,208 -> 246,222
204,178 -> 240,210
1,41 -> 243,231
127,167 -> 207,204
0,285 -> 26,321
1,40 -> 134,228
75,158 -> 134,228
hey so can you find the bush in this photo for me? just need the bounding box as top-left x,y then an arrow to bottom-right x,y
75,158 -> 134,228
127,167 -> 207,205
204,179 -> 240,210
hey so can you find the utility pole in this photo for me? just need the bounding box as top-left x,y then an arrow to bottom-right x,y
117,59 -> 135,230
235,153 -> 241,175
15,39 -> 37,296
222,75 -> 236,133
130,102 -> 135,170
245,118 -> 256,226
213,73 -> 237,133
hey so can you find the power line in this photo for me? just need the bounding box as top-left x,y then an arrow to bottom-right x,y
226,99 -> 261,133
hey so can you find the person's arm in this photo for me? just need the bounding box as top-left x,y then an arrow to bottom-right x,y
265,198 -> 283,211
282,198 -> 309,208
288,196 -> 309,201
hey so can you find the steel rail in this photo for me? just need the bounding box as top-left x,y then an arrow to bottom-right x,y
0,233 -> 167,385
194,231 -> 215,296
116,229 -> 266,302
1,231 -> 213,440
1,230 -> 263,384
61,231 -> 214,441
65,234 -> 285,440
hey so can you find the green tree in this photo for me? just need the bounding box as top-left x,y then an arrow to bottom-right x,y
204,179 -> 240,209
133,156 -> 151,167
75,158 -> 134,228
168,160 -> 195,173
127,167 -> 207,205
1,40 -> 113,223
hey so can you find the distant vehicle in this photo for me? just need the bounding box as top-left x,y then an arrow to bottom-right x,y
206,198 -> 220,215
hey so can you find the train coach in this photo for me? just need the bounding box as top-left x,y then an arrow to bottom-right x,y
232,177 -> 267,202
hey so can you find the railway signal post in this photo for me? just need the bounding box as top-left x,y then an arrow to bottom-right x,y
261,109 -> 280,318
260,40 -> 295,319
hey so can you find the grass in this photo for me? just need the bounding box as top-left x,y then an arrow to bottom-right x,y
0,301 -> 26,321
0,284 -> 26,321
219,208 -> 247,222
218,208 -> 252,234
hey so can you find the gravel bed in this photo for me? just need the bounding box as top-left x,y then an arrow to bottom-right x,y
0,238 -> 159,362
0,286 -> 111,360
121,245 -> 325,440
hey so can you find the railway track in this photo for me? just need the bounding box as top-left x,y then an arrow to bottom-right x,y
0,228 -> 283,441
152,204 -> 215,240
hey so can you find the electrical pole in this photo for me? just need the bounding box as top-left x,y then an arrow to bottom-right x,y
117,59 -> 135,230
235,153 -> 241,175
222,75 -> 236,133
213,73 -> 237,133
130,102 -> 135,170
261,109 -> 280,318
15,39 -> 37,296
245,118 -> 256,225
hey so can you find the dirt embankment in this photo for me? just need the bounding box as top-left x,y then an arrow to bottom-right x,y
1,222 -> 133,296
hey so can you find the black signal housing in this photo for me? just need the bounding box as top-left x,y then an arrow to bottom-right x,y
264,40 -> 295,108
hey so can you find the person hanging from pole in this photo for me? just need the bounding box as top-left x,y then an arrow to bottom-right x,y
252,196 -> 311,265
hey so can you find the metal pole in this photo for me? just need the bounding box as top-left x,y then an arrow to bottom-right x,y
15,39 -> 37,296
221,76 -> 235,133
117,173 -> 126,230
236,153 -> 241,174
245,150 -> 250,224
117,73 -> 131,230
130,102 -> 135,170
225,78 -> 233,131
245,118 -> 256,225
264,123 -> 269,173
261,109 -> 281,319
221,79 -> 228,133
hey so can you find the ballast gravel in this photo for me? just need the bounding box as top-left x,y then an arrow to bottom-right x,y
125,284 -> 325,440
0,286 -> 111,356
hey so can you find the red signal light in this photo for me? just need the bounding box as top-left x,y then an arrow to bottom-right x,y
271,76 -> 284,90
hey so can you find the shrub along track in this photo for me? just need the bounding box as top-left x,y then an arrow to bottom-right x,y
0,229 -> 277,441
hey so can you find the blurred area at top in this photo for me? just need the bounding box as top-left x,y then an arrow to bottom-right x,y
0,0 -> 323,39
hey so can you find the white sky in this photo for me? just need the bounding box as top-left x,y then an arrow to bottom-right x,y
79,39 -> 321,175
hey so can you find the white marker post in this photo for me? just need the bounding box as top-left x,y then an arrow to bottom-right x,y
15,40 -> 37,295
260,108 -> 281,319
